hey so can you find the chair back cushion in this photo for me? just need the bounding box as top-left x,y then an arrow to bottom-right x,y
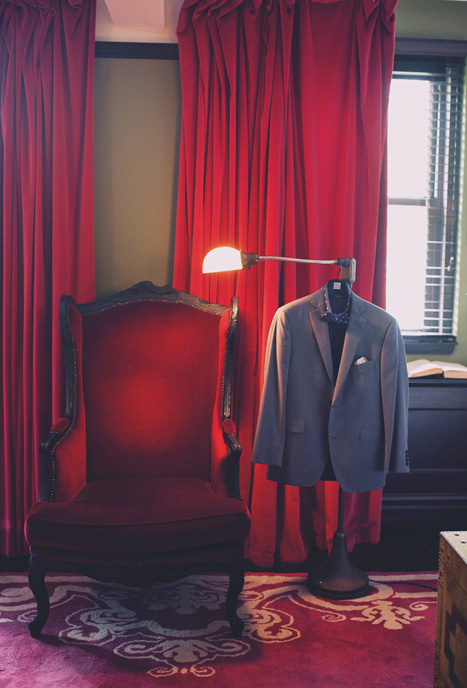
67,291 -> 227,481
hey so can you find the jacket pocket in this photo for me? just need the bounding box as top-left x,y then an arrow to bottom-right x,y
352,358 -> 375,373
287,418 -> 305,433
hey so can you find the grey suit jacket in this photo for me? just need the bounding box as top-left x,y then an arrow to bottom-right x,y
251,288 -> 409,493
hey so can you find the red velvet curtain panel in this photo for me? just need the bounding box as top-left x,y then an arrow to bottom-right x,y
0,0 -> 96,556
174,0 -> 397,567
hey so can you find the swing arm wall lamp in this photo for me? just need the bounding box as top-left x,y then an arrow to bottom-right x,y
202,247 -> 356,284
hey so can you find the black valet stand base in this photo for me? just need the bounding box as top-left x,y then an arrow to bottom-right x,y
307,487 -> 370,600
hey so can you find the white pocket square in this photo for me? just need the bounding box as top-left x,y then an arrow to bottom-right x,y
354,356 -> 368,365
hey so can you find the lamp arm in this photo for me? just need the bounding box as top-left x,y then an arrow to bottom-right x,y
259,256 -> 337,265
241,253 -> 356,283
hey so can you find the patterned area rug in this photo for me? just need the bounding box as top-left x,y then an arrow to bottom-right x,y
0,571 -> 437,687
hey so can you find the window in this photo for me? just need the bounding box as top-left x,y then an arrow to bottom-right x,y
386,54 -> 465,354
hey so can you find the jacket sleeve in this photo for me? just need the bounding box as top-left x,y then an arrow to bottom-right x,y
251,308 -> 291,467
381,317 -> 410,474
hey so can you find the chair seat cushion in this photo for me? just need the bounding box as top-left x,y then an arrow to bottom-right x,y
26,477 -> 251,555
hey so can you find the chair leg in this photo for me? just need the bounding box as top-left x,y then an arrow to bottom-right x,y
27,555 -> 50,638
226,557 -> 245,637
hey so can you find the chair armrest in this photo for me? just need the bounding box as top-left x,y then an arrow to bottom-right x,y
38,418 -> 69,500
222,419 -> 242,500
38,300 -> 87,503
49,418 -> 70,434
210,297 -> 242,500
210,417 -> 242,499
38,413 -> 86,503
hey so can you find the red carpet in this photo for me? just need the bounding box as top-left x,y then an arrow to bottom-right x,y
0,571 -> 437,687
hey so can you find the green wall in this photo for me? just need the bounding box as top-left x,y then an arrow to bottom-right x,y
396,0 -> 467,40
93,0 -> 467,361
93,58 -> 181,295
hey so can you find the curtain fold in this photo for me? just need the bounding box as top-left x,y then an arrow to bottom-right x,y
0,0 -> 96,556
174,0 -> 397,566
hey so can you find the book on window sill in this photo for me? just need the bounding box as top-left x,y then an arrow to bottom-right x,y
407,359 -> 467,379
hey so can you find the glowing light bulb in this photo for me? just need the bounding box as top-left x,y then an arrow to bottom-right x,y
202,247 -> 243,273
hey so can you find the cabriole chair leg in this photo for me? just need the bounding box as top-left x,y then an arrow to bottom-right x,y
226,557 -> 245,637
27,555 -> 50,638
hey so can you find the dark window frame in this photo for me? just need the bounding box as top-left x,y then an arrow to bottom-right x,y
392,39 -> 467,355
95,42 -> 179,60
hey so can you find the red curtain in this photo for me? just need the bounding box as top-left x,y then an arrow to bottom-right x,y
174,0 -> 397,567
0,0 -> 96,556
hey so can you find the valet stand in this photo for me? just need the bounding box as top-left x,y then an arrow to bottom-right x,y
306,259 -> 369,600
307,486 -> 369,599
202,248 -> 369,600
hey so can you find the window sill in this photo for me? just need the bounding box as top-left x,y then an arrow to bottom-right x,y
403,335 -> 457,356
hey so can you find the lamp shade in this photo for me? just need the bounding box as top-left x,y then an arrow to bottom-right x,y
202,247 -> 243,273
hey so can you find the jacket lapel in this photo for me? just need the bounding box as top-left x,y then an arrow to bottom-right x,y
332,294 -> 367,403
308,288 -> 368,399
308,292 -> 334,386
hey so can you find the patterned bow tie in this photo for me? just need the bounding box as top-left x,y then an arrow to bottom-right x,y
320,310 -> 350,325
320,283 -> 351,325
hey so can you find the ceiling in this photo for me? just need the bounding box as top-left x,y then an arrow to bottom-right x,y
96,0 -> 183,43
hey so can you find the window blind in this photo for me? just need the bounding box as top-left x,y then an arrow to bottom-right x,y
390,56 -> 464,340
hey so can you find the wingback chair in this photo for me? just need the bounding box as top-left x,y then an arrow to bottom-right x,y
25,282 -> 251,638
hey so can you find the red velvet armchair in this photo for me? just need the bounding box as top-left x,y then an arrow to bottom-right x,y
25,283 -> 251,638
